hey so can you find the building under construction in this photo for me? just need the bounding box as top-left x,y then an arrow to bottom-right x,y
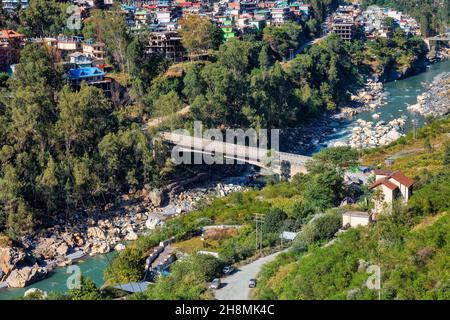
145,31 -> 186,62
332,20 -> 355,40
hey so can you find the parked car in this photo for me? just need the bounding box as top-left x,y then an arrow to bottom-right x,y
248,279 -> 257,288
222,265 -> 235,275
210,278 -> 221,289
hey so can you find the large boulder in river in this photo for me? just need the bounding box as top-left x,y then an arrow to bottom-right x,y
56,242 -> 69,256
114,243 -> 126,251
386,129 -> 402,142
87,227 -> 106,240
125,231 -> 138,241
90,242 -> 110,255
147,189 -> 166,207
6,265 -> 47,288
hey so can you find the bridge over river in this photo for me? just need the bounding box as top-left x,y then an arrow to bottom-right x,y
158,132 -> 312,179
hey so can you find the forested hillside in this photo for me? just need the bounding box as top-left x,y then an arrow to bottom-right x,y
0,45 -> 158,237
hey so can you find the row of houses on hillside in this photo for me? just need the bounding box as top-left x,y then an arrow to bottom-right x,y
0,29 -> 112,97
327,3 -> 421,41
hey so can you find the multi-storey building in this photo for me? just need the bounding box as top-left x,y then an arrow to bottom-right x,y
0,29 -> 24,69
145,31 -> 185,62
332,19 -> 355,40
68,67 -> 112,97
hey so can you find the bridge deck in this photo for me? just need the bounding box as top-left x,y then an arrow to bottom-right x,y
161,132 -> 312,166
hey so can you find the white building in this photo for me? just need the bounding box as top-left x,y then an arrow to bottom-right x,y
342,211 -> 372,228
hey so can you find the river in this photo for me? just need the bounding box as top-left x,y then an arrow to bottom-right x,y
0,59 -> 448,300
322,59 -> 450,149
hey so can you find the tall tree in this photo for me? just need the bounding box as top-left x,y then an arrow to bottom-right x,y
179,15 -> 222,58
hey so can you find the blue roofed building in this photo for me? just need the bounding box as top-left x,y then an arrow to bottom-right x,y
68,67 -> 111,98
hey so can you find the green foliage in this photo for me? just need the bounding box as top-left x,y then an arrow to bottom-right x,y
256,161 -> 450,300
179,15 -> 223,57
263,208 -> 288,233
18,0 -> 71,37
263,21 -> 304,59
307,146 -> 359,172
444,143 -> 450,166
291,210 -> 342,253
68,277 -> 104,300
303,169 -> 345,210
408,171 -> 450,216
145,254 -> 222,300
0,44 -> 157,236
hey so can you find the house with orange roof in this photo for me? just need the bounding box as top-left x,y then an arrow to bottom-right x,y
0,30 -> 25,69
369,169 -> 414,213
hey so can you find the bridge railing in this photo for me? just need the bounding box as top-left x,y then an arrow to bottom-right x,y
161,132 -> 311,165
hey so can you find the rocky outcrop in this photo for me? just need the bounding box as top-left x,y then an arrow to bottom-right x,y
0,246 -> 26,278
90,242 -> 110,255
6,265 -> 47,288
334,80 -> 387,120
125,231 -> 138,241
87,227 -> 107,240
347,118 -> 406,149
408,72 -> 450,118
146,188 -> 166,207
114,243 -> 126,251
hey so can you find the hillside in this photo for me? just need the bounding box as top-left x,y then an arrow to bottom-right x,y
253,118 -> 450,300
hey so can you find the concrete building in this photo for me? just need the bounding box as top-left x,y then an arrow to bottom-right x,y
145,31 -> 185,62
332,20 -> 355,40
270,7 -> 291,25
369,170 -> 414,214
342,211 -> 372,228
68,52 -> 93,69
0,29 -> 24,69
82,41 -> 106,61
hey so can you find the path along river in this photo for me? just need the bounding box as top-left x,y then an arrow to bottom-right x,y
0,59 -> 448,300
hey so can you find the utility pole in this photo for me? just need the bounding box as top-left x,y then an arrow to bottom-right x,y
412,118 -> 418,140
254,213 -> 265,256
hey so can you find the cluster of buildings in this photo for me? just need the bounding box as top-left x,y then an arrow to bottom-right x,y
117,0 -> 311,34
327,4 -> 421,41
0,28 -> 112,96
116,0 -> 312,62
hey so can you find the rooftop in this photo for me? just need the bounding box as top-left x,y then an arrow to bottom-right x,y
68,67 -> 105,79
0,30 -> 24,39
369,170 -> 414,190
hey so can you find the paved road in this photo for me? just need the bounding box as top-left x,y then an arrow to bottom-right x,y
215,251 -> 285,300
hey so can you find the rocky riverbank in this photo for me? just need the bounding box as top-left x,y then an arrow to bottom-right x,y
407,72 -> 450,118
0,167 -> 254,288
344,117 -> 407,149
334,79 -> 387,119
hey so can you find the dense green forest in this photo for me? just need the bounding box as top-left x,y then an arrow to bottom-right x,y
361,0 -> 450,36
0,44 -> 159,237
